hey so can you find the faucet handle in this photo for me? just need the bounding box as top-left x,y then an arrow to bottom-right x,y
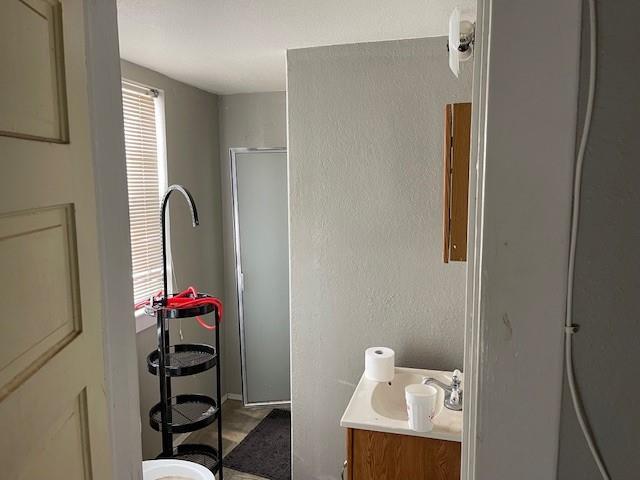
448,369 -> 464,411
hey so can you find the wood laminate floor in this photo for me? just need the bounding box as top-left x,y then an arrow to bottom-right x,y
186,399 -> 273,480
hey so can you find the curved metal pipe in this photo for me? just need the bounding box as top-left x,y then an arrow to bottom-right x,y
160,184 -> 199,302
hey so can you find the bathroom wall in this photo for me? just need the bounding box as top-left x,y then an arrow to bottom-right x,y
86,2 -> 144,477
467,0 -> 582,477
557,2 -> 640,478
120,61 -> 225,459
287,37 -> 471,479
218,92 -> 287,397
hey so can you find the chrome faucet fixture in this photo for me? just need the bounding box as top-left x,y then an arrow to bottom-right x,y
422,369 -> 463,411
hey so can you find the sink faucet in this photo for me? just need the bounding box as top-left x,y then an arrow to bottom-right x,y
422,369 -> 463,411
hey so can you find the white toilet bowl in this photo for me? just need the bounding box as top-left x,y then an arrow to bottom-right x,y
142,459 -> 215,480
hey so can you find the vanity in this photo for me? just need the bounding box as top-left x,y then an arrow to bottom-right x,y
340,367 -> 462,479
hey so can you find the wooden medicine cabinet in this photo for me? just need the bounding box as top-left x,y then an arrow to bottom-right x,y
443,102 -> 472,263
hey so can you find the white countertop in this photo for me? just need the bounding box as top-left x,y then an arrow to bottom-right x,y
340,366 -> 462,442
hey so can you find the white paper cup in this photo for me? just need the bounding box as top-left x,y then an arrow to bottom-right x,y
405,384 -> 438,432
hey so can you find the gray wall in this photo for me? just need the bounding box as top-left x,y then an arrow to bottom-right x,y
468,0 -> 582,477
121,61 -> 225,459
557,2 -> 640,478
287,38 -> 471,479
218,93 -> 287,396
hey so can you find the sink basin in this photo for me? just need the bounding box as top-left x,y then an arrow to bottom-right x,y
371,372 -> 444,421
340,367 -> 462,442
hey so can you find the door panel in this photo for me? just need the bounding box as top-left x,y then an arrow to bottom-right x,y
0,1 -> 113,478
0,0 -> 68,142
233,150 -> 291,405
4,388 -> 93,480
0,205 -> 81,397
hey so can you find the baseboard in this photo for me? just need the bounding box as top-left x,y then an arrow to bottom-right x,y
219,392 -> 242,404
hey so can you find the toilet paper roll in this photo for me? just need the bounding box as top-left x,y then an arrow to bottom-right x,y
364,347 -> 395,382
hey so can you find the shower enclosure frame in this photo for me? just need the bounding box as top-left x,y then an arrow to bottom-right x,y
229,147 -> 291,408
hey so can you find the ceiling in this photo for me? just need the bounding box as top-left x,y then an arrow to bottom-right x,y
117,0 -> 474,95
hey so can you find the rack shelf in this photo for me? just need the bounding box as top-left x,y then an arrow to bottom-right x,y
148,184 -> 224,477
150,394 -> 219,433
147,343 -> 217,377
149,308 -> 223,475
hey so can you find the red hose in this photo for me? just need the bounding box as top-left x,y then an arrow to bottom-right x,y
135,286 -> 223,330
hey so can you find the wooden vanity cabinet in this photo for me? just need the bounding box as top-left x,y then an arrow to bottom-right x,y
345,428 -> 461,480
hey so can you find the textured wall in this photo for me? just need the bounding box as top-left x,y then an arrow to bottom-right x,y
557,2 -> 640,478
287,38 -> 471,479
218,93 -> 287,396
121,61 -> 224,459
468,1 -> 583,478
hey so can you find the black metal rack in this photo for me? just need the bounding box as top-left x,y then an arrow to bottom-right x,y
147,185 -> 223,478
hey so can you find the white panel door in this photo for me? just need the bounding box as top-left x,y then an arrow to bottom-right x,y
0,1 -> 113,478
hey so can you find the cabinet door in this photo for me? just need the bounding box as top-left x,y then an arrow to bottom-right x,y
348,428 -> 461,479
443,102 -> 472,263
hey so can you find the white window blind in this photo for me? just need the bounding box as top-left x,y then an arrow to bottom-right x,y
122,80 -> 164,304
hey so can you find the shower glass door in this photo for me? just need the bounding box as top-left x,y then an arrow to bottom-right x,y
231,148 -> 290,405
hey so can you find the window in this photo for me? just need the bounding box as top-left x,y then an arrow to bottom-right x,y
122,79 -> 168,307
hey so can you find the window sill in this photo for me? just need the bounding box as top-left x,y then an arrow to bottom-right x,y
135,308 -> 156,333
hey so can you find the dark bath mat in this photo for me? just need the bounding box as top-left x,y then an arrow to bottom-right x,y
224,409 -> 291,480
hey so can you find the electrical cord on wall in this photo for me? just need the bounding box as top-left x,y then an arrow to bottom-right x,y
565,0 -> 610,478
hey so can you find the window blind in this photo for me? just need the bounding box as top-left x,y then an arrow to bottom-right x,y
122,80 -> 164,304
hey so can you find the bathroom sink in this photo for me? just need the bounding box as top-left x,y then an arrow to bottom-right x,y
340,367 -> 462,442
371,372 -> 445,421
